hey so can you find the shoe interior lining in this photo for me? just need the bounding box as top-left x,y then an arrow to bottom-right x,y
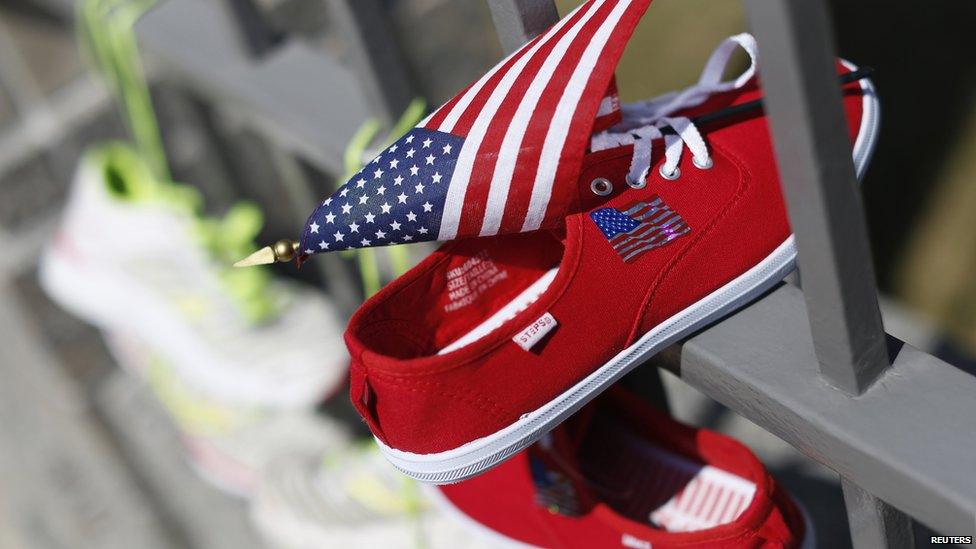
359,231 -> 564,359
438,267 -> 559,355
580,419 -> 756,533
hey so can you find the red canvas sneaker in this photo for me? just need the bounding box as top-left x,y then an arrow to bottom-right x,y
341,30 -> 879,483
341,28 -> 879,483
430,388 -> 812,549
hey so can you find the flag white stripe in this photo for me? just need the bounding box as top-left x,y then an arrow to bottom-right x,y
621,228 -> 690,261
607,209 -> 676,243
596,94 -> 616,116
522,0 -> 634,232
618,224 -> 688,255
436,1 -> 593,240
436,48 -> 519,133
418,111 -> 435,128
617,230 -> 682,254
479,0 -> 610,236
435,0 -> 589,134
612,216 -> 682,248
616,219 -> 688,248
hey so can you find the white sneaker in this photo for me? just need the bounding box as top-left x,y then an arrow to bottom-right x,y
40,143 -> 347,408
251,444 -> 486,549
103,331 -> 349,497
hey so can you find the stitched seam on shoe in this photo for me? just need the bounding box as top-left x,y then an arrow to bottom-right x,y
629,142 -> 752,344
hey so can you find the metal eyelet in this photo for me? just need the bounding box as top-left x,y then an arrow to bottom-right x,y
659,165 -> 681,180
693,156 -> 714,170
626,173 -> 647,189
590,177 -> 613,196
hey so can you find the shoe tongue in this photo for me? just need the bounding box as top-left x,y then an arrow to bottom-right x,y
592,77 -> 622,133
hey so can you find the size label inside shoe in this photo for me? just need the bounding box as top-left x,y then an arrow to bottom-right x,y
444,250 -> 508,312
513,312 -> 558,351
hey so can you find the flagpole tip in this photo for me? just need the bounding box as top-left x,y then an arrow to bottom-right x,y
233,239 -> 298,267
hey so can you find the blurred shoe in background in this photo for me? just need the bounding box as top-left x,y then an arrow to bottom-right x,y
433,387 -> 812,549
103,331 -> 348,497
251,443 -> 486,549
40,143 -> 348,408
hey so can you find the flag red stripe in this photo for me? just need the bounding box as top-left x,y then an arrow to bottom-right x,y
455,1 -> 600,236
497,0 -> 622,234
692,482 -> 716,519
437,1 -> 608,240
424,30 -> 544,133
537,0 -> 651,230
422,81 -> 474,130
705,486 -> 729,524
444,50 -> 528,136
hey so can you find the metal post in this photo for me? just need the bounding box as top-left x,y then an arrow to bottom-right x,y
842,478 -> 916,549
743,0 -> 889,396
486,0 -> 559,55
222,0 -> 284,57
325,0 -> 416,125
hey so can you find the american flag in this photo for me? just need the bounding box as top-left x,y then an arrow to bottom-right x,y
298,0 -> 652,257
590,197 -> 691,262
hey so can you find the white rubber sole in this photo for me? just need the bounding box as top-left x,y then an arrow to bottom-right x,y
374,66 -> 879,485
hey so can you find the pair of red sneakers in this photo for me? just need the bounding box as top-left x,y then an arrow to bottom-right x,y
294,0 -> 878,546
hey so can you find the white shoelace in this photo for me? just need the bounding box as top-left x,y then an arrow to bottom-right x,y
591,33 -> 760,186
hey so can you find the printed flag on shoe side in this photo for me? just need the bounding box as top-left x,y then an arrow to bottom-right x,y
590,197 -> 691,262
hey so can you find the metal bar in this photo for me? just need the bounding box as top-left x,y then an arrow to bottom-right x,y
324,0 -> 417,125
669,283 -> 976,538
221,0 -> 284,58
0,13 -> 49,117
136,0 -> 371,175
842,478 -> 916,549
0,75 -> 110,181
486,0 -> 560,55
743,0 -> 889,395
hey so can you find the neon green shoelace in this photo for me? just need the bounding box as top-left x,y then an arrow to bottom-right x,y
80,0 -> 276,323
79,0 -> 168,181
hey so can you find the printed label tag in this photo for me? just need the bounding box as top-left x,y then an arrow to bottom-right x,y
513,312 -> 558,351
444,250 -> 508,313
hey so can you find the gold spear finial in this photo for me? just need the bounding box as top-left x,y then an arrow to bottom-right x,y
234,239 -> 298,267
